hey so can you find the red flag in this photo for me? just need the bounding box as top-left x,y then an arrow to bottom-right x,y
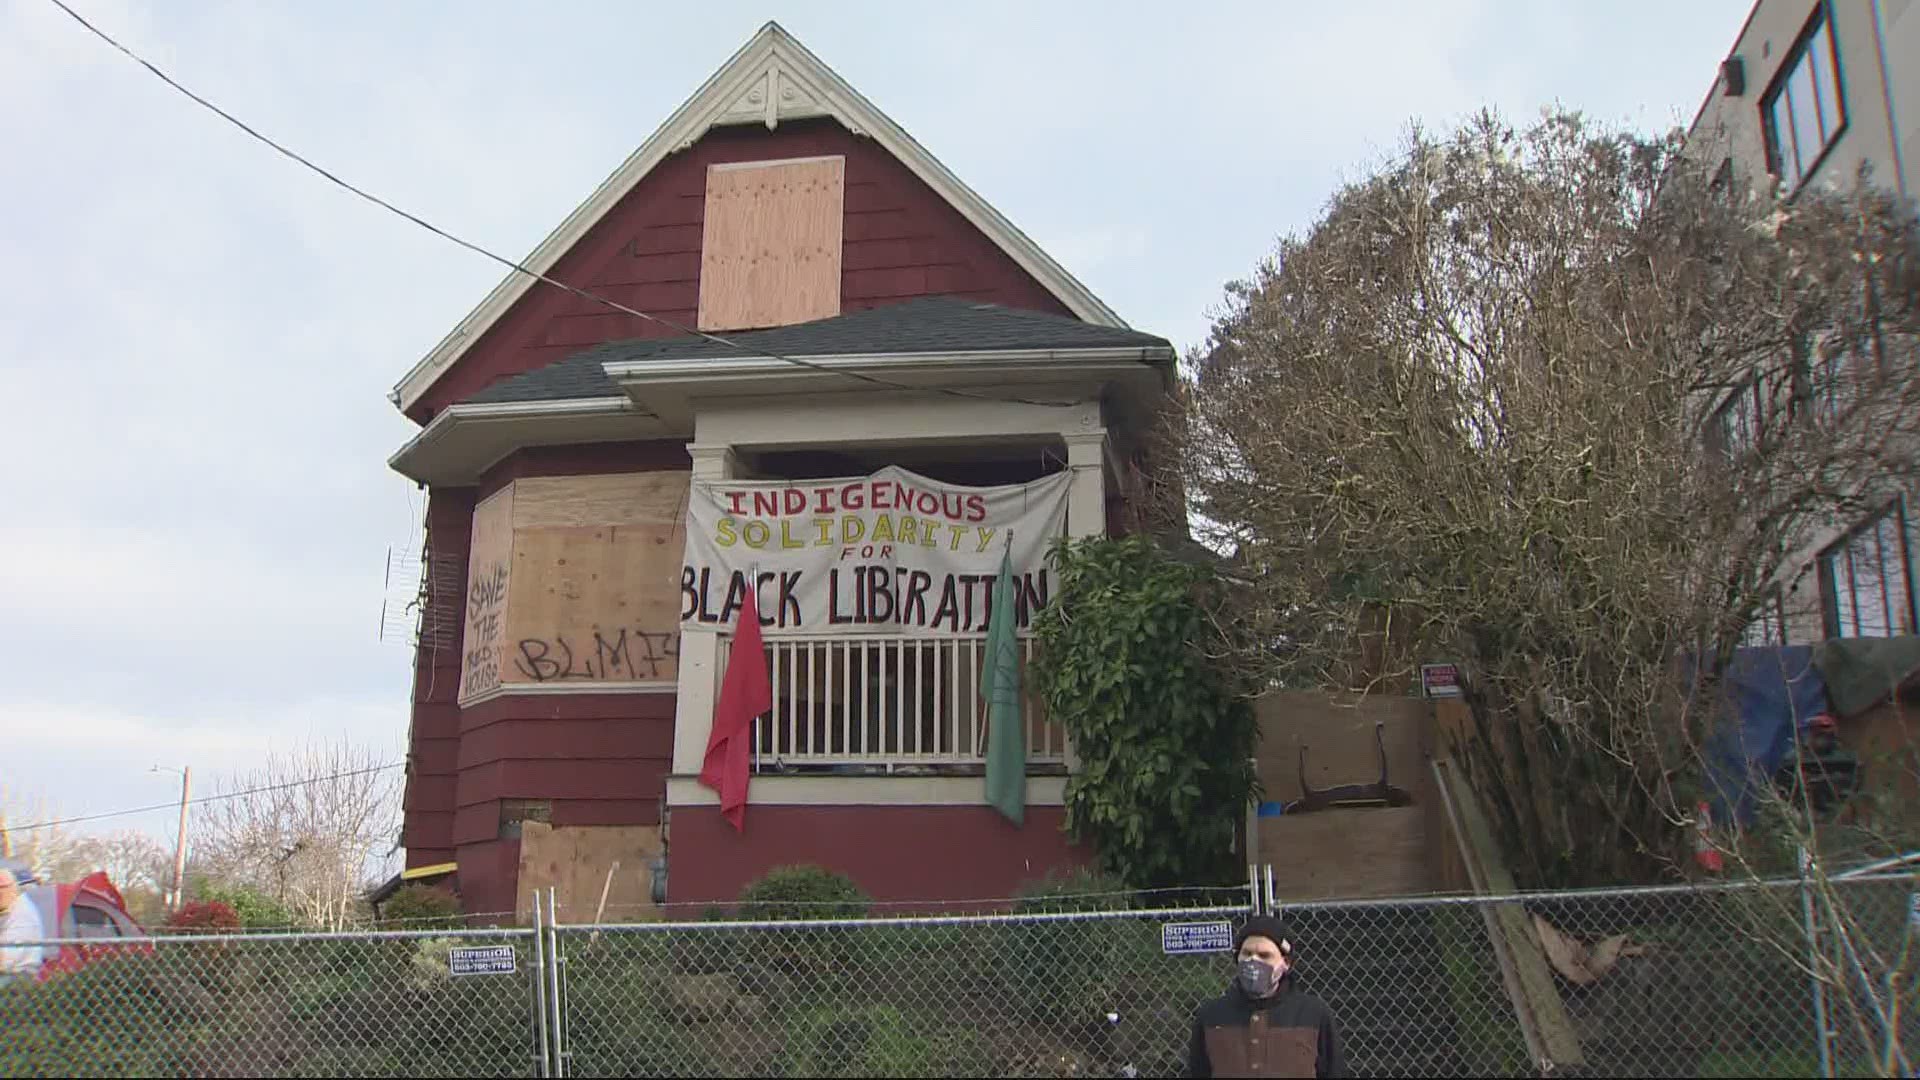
700,575 -> 771,831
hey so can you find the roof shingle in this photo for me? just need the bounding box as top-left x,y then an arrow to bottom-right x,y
464,297 -> 1171,405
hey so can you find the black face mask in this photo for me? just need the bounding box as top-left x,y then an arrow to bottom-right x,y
1236,957 -> 1282,998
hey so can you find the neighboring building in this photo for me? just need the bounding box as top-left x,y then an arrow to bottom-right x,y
1684,0 -> 1918,647
386,23 -> 1175,916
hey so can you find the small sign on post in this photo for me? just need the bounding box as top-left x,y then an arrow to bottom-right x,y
1422,663 -> 1463,699
448,944 -> 518,976
1161,920 -> 1234,956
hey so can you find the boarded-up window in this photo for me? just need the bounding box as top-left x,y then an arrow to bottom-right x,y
698,156 -> 845,331
458,472 -> 691,704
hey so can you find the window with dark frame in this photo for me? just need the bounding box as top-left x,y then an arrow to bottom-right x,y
1762,4 -> 1846,191
1820,502 -> 1918,638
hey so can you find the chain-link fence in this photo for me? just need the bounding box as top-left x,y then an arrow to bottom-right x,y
0,928 -> 546,1077
6,876 -> 1920,1077
553,904 -> 1245,1078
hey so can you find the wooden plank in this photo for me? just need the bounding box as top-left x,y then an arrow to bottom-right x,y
502,522 -> 685,687
510,472 -> 689,529
459,486 -> 515,703
697,156 -> 845,331
1435,758 -> 1586,1069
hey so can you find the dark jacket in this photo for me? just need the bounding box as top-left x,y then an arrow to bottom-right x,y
1186,976 -> 1347,1078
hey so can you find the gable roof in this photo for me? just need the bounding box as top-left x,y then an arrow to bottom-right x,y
466,296 -> 1172,406
391,22 -> 1127,415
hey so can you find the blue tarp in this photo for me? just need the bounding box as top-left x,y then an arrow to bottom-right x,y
1694,645 -> 1830,826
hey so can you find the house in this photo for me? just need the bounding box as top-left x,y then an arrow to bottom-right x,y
386,23 -> 1176,917
1683,0 -> 1918,647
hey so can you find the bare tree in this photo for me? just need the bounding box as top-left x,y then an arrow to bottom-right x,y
1170,107 -> 1920,1070
0,789 -> 83,881
1172,109 -> 1920,885
190,741 -> 401,931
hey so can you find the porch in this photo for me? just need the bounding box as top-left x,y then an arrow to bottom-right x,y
721,631 -> 1067,774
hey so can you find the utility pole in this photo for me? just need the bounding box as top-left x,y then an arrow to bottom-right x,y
154,766 -> 190,910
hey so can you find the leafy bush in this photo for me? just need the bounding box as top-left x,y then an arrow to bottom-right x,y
166,900 -> 240,934
0,953 -> 192,1077
737,865 -> 871,919
380,884 -> 463,929
1033,536 -> 1259,889
193,882 -> 297,929
782,1005 -> 990,1078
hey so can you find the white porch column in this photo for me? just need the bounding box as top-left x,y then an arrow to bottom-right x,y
1057,431 -> 1109,774
670,444 -> 735,778
1062,431 -> 1108,539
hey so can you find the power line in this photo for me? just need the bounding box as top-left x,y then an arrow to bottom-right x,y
3,763 -> 403,835
44,0 -> 1093,410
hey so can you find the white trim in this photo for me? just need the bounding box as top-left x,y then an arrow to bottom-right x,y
664,774 -> 1067,807
388,397 -> 671,485
707,154 -> 845,172
390,21 -> 1125,413
458,681 -> 679,708
606,345 -> 1170,380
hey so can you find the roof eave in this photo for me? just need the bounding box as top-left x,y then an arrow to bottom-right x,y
388,397 -> 668,486
600,345 -> 1171,430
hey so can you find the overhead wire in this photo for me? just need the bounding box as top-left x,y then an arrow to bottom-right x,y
3,763 -> 403,835
44,0 -> 1108,410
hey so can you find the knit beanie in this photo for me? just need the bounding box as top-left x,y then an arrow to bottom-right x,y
1234,915 -> 1293,957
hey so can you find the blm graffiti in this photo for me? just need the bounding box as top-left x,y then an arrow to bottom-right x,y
513,626 -> 680,683
461,561 -> 509,697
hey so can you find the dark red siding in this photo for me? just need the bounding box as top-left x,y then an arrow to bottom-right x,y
668,804 -> 1089,905
412,117 -> 1073,420
404,444 -> 689,907
401,488 -> 475,868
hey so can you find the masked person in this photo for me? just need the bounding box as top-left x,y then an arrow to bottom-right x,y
1186,915 -> 1347,1078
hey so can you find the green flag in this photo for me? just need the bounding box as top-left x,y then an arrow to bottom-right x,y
982,545 -> 1025,826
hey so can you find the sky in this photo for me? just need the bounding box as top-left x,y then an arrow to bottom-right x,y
0,0 -> 1752,852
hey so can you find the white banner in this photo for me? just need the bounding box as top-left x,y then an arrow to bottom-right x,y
680,466 -> 1070,636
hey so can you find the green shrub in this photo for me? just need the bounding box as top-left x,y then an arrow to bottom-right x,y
1033,535 -> 1259,889
737,865 -> 871,920
782,1004 -> 991,1078
380,884 -> 463,930
193,882 -> 298,929
0,953 -> 196,1077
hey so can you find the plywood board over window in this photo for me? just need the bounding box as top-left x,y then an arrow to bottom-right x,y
698,156 -> 845,331
500,473 -> 692,688
460,486 -> 516,702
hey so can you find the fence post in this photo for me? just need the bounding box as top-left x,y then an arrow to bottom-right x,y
531,891 -> 552,1079
547,886 -> 567,1079
1799,847 -> 1835,1080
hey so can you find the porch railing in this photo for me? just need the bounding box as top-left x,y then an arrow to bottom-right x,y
717,632 -> 1065,769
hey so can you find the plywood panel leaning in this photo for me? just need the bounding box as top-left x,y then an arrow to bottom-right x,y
460,486 -> 516,702
514,821 -> 663,924
698,156 -> 846,331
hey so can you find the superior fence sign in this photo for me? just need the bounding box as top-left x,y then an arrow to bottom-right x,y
682,466 -> 1070,636
1161,920 -> 1235,955
447,945 -> 517,976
